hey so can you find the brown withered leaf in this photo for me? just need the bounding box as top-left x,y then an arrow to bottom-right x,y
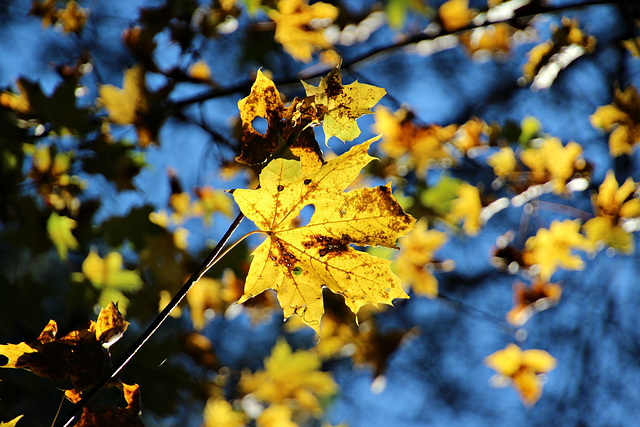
74,383 -> 144,427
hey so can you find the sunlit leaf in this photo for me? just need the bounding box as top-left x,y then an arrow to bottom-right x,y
233,138 -> 415,331
47,212 -> 79,260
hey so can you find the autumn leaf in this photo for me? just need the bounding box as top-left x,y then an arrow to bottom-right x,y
302,67 -> 386,144
590,85 -> 640,156
0,303 -> 128,394
485,344 -> 556,406
47,212 -> 79,260
488,146 -> 517,178
236,69 -> 323,169
0,415 -> 23,427
74,383 -> 143,427
520,137 -> 585,194
257,404 -> 297,427
188,60 -> 212,81
239,339 -> 336,414
583,170 -> 640,253
373,106 -> 456,177
395,219 -> 451,298
506,280 -> 562,326
269,0 -> 338,62
57,1 -> 88,34
233,138 -> 415,331
449,182 -> 483,235
438,0 -> 473,32
203,398 -> 246,427
80,249 -> 144,314
523,219 -> 590,281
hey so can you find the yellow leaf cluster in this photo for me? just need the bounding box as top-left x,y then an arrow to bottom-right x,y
233,139 -> 414,332
520,137 -> 585,194
373,106 -> 456,177
395,219 -> 450,298
240,340 -> 336,414
485,344 -> 556,406
80,250 -> 144,314
29,0 -> 88,34
451,117 -> 486,153
583,170 -> 640,253
302,68 -> 386,144
523,219 -> 590,281
449,182 -> 483,235
590,85 -> 640,156
47,212 -> 79,260
269,0 -> 338,62
460,24 -> 513,58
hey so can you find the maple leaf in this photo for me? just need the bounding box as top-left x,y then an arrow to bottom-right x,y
237,69 -> 324,169
239,339 -> 336,414
506,280 -> 562,326
438,0 -> 473,32
269,0 -> 338,62
590,85 -> 640,156
79,249 -> 144,314
302,68 -> 386,144
520,137 -> 585,194
74,383 -> 143,427
373,106 -> 456,177
47,212 -> 79,260
449,182 -> 483,235
523,219 -> 590,281
488,146 -> 517,178
395,219 -> 451,298
0,303 -> 128,394
485,344 -> 556,406
583,170 -> 640,253
233,138 -> 415,331
57,1 -> 88,34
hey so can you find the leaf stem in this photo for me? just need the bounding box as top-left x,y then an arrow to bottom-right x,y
58,212 -> 246,427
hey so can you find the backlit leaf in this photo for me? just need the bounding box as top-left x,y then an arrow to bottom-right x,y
46,212 -> 79,260
233,138 -> 415,331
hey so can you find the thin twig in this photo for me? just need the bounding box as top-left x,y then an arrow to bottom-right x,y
57,212 -> 245,427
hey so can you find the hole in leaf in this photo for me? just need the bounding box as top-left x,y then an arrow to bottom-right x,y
0,354 -> 8,366
251,116 -> 268,135
295,204 -> 315,228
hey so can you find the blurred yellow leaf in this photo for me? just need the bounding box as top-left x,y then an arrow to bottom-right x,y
57,1 -> 88,34
203,398 -> 246,427
257,404 -> 297,427
449,182 -> 483,235
488,147 -> 517,178
302,67 -> 386,144
395,219 -> 450,298
233,139 -> 414,332
98,65 -> 147,125
523,219 -> 590,281
269,0 -> 338,62
590,85 -> 640,156
439,0 -> 473,32
485,343 -> 556,406
188,60 -> 212,81
0,80 -> 31,114
506,280 -> 562,326
47,212 -> 79,260
373,106 -> 456,177
520,137 -> 584,194
240,340 -> 336,414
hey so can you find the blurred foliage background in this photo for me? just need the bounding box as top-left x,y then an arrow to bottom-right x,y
2,0 -> 640,426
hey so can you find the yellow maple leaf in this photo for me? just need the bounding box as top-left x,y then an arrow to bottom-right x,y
269,0 -> 338,62
395,219 -> 450,298
81,250 -> 144,313
233,138 -> 415,332
485,343 -> 556,406
520,137 -> 584,193
302,67 -> 386,144
439,0 -> 473,32
449,182 -> 483,235
57,1 -> 88,34
47,212 -> 79,260
583,170 -> 640,253
523,219 -> 590,281
203,398 -> 246,427
590,85 -> 640,156
373,106 -> 456,177
240,340 -> 336,414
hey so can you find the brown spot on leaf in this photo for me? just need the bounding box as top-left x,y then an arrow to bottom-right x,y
277,185 -> 284,192
304,179 -> 312,185
303,234 -> 351,257
272,237 -> 299,271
